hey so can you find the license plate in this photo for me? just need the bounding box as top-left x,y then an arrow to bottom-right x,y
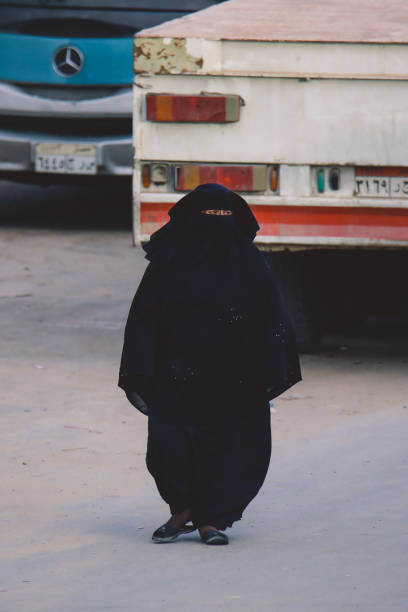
35,143 -> 97,175
355,175 -> 408,198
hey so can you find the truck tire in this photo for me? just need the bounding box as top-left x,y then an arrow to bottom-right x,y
263,250 -> 324,353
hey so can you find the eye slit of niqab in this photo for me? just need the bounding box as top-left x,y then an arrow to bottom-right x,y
200,209 -> 233,216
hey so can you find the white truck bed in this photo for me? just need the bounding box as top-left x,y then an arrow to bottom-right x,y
132,0 -> 408,248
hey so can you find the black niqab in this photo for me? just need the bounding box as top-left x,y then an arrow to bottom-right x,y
119,183 -> 301,422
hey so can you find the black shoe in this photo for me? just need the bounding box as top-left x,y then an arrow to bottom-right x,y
152,522 -> 196,543
200,529 -> 229,545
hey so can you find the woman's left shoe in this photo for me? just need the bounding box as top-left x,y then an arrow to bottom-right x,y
152,522 -> 196,543
200,529 -> 229,545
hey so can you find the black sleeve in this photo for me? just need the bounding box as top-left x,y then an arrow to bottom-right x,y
118,263 -> 160,414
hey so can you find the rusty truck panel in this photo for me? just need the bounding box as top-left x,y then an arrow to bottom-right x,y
134,37 -> 204,75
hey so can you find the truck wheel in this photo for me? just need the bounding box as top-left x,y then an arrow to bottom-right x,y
263,250 -> 324,353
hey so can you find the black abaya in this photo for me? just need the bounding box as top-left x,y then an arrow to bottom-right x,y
146,396 -> 271,530
118,183 -> 301,530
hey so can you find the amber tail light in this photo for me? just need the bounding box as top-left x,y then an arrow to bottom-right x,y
142,164 -> 151,188
270,166 -> 279,192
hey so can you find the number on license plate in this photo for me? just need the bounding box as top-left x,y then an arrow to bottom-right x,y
355,176 -> 408,197
35,143 -> 97,175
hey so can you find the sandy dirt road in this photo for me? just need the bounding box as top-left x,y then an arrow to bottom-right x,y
1,182 -> 407,611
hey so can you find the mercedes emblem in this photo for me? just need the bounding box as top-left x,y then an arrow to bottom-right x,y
53,46 -> 84,77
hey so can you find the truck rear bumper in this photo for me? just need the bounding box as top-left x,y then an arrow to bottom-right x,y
0,131 -> 132,180
136,196 -> 408,248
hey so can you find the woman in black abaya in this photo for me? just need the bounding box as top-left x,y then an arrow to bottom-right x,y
119,183 -> 301,545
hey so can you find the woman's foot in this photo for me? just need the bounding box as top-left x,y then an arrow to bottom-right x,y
152,522 -> 195,543
152,507 -> 196,543
199,525 -> 229,545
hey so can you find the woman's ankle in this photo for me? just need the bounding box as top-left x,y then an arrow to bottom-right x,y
168,507 -> 192,528
198,524 -> 219,534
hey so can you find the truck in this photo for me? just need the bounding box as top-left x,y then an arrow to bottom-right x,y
131,0 -> 408,350
0,0 -> 224,185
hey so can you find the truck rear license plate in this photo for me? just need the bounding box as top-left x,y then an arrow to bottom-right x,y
355,174 -> 408,198
35,143 -> 97,175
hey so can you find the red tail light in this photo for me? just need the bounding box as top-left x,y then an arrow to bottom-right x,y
176,165 -> 267,192
146,94 -> 241,123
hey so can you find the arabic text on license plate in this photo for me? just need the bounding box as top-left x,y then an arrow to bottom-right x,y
35,143 -> 97,175
355,176 -> 408,198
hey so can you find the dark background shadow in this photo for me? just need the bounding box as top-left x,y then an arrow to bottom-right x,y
0,178 -> 132,230
1,178 -> 407,355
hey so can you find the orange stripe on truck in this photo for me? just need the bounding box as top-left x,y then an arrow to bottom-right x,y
140,202 -> 408,242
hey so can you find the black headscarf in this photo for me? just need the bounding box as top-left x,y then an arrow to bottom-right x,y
118,183 -> 301,417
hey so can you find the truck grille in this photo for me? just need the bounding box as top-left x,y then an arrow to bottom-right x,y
0,115 -> 132,137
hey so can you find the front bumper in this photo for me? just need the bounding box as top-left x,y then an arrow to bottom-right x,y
0,80 -> 132,181
0,130 -> 132,180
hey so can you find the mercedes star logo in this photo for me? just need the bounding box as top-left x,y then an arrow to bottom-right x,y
53,46 -> 84,77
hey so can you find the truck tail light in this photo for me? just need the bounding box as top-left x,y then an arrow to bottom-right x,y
142,164 -> 151,188
317,168 -> 325,193
329,168 -> 340,190
270,166 -> 279,192
146,94 -> 241,123
150,164 -> 168,184
175,165 -> 266,192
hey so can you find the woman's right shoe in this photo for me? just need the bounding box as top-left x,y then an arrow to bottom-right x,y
152,522 -> 196,543
200,529 -> 229,545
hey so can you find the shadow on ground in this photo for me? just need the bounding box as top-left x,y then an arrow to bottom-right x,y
0,179 -> 132,230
